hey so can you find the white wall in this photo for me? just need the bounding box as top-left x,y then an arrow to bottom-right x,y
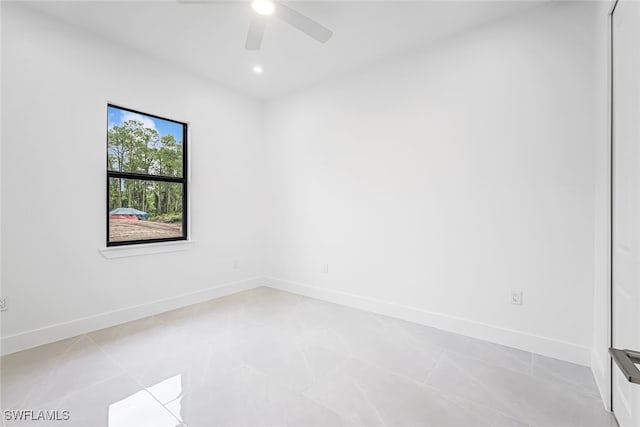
263,1 -> 599,365
0,3 -> 265,354
1,1 -> 609,372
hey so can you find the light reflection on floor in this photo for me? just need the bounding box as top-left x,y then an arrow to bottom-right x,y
108,376 -> 182,427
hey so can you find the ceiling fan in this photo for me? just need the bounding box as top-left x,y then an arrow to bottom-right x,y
179,0 -> 333,51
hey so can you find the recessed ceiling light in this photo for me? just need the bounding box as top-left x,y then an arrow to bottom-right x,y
252,0 -> 275,16
252,65 -> 264,75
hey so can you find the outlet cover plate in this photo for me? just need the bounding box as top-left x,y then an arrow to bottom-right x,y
511,291 -> 523,305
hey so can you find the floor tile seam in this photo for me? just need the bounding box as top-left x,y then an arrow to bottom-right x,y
223,332 -> 272,366
431,350 -> 530,423
373,316 -> 396,332
230,355 -> 316,397
208,341 -> 246,372
490,345 -> 536,371
8,335 -> 89,412
390,328 -> 448,358
529,362 -> 599,397
274,386 -> 347,426
231,360 -> 338,421
157,316 -> 216,343
322,349 -> 487,415
82,333 -> 140,392
150,313 -> 231,350
319,327 -> 358,358
381,326 -> 451,363
165,361 -> 251,406
53,335 -> 85,360
526,371 -> 603,402
137,382 -> 185,426
341,351 -> 434,390
370,322 -> 534,377
250,317 -> 305,338
420,380 -> 529,426
37,334 -> 87,378
443,345 -> 541,378
152,314 -> 177,327
296,356 -> 356,396
442,346 -> 533,378
99,335 -> 190,427
351,378 -> 389,427
15,372 -> 130,414
150,312 -> 212,333
289,307 -> 312,338
218,350 -> 260,384
420,347 -> 446,385
294,339 -> 323,389
241,313 -> 357,382
313,355 -> 362,385
227,354 -> 357,424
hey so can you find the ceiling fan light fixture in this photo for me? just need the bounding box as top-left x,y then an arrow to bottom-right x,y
252,0 -> 275,16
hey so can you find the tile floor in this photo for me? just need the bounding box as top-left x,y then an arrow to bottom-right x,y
1,287 -> 617,427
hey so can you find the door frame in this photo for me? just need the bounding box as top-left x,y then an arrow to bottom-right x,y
609,0 -> 618,412
608,0 -> 640,419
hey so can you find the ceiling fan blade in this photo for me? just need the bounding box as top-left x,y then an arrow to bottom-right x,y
246,15 -> 267,50
276,3 -> 333,43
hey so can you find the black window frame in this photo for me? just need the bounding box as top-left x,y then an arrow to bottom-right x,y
106,104 -> 188,247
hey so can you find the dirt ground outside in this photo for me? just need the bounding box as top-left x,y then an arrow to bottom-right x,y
109,219 -> 182,242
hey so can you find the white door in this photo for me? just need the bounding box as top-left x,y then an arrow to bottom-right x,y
612,1 -> 640,426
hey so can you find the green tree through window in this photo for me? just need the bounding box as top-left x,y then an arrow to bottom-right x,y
107,105 -> 187,245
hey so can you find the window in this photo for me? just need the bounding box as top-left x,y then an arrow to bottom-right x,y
107,105 -> 187,246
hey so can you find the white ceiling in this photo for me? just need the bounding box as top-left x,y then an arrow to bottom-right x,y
24,1 -> 539,100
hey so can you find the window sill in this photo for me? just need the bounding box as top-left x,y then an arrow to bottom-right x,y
99,240 -> 194,259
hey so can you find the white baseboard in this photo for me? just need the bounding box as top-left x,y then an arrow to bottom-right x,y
0,276 -> 264,356
591,349 -> 612,411
264,277 -> 592,366
2,275 -> 593,367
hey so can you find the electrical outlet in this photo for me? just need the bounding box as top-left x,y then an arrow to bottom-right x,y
0,297 -> 7,312
322,264 -> 329,274
511,291 -> 523,306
